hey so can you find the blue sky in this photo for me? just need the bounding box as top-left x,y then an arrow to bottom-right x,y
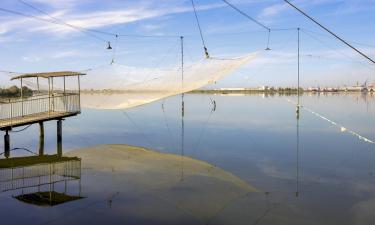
0,0 -> 375,88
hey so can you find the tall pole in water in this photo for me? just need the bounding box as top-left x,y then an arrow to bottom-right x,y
296,28 -> 300,198
180,36 -> 185,181
297,27 -> 300,110
296,109 -> 300,197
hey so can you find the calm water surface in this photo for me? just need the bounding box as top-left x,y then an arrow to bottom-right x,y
1,93 -> 375,225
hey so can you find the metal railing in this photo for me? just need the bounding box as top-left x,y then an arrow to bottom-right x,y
0,93 -> 80,127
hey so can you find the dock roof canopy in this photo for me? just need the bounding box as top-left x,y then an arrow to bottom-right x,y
11,71 -> 86,80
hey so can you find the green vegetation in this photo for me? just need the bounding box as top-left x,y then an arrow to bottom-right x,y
0,86 -> 33,97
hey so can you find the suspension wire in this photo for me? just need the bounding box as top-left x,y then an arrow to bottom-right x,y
0,147 -> 38,156
220,0 -> 290,51
192,97 -> 216,153
17,0 -> 109,42
286,98 -> 375,144
221,0 -> 270,31
284,0 -> 375,64
301,28 -> 375,49
161,100 -> 178,151
0,5 -> 179,41
18,0 -> 179,39
0,6 -> 107,42
10,124 -> 33,133
190,0 -> 210,59
301,29 -> 375,71
120,110 -> 154,147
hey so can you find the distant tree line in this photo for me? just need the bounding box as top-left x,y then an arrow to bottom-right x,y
0,86 -> 33,97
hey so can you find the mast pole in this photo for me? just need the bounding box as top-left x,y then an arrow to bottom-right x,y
297,27 -> 300,108
180,36 -> 185,181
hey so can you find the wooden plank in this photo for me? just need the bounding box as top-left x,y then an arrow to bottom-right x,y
0,111 -> 79,130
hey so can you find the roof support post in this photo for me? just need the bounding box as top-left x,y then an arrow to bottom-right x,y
78,75 -> 81,112
37,77 -> 40,94
48,78 -> 51,113
63,76 -> 66,94
20,78 -> 24,117
51,77 -> 54,111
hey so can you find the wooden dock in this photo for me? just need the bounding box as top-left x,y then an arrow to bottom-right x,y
0,71 -> 84,158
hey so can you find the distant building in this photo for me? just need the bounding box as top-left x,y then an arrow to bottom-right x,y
345,85 -> 367,92
369,82 -> 375,92
219,88 -> 246,91
308,87 -> 320,92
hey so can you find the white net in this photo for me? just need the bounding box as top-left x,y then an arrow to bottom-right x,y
1,52 -> 257,110
81,53 -> 257,109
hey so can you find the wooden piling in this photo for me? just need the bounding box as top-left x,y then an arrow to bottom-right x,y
39,122 -> 44,156
4,130 -> 10,158
57,120 -> 62,156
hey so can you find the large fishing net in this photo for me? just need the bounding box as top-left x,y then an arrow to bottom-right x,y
80,53 -> 257,109
1,53 -> 257,110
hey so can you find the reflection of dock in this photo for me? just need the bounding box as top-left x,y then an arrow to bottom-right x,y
0,155 -> 81,192
0,153 -> 82,206
0,72 -> 84,158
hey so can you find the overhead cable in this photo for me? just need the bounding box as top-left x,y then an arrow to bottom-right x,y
191,0 -> 210,58
284,0 -> 375,64
221,0 -> 270,31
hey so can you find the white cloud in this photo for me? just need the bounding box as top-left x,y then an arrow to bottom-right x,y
28,0 -> 85,8
259,2 -> 289,18
52,50 -> 79,58
0,1 -> 224,37
22,55 -> 42,62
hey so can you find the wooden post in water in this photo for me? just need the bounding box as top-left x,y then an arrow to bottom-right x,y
39,122 -> 44,156
57,120 -> 62,156
51,77 -> 54,112
78,75 -> 81,112
48,78 -> 51,114
4,130 -> 10,158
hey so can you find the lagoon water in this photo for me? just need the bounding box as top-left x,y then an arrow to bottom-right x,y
1,93 -> 375,225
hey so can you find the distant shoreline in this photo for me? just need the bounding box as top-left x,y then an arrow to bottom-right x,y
78,89 -> 374,95
189,89 -> 374,94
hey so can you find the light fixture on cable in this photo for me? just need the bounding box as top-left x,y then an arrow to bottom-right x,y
107,41 -> 112,50
265,29 -> 271,51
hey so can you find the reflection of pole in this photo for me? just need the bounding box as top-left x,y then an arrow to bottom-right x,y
180,36 -> 185,181
4,130 -> 10,158
296,116 -> 300,197
296,27 -> 301,198
39,122 -> 44,156
57,120 -> 62,157
78,75 -> 81,112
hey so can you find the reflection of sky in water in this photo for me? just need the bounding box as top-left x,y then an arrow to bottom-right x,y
1,93 -> 375,224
